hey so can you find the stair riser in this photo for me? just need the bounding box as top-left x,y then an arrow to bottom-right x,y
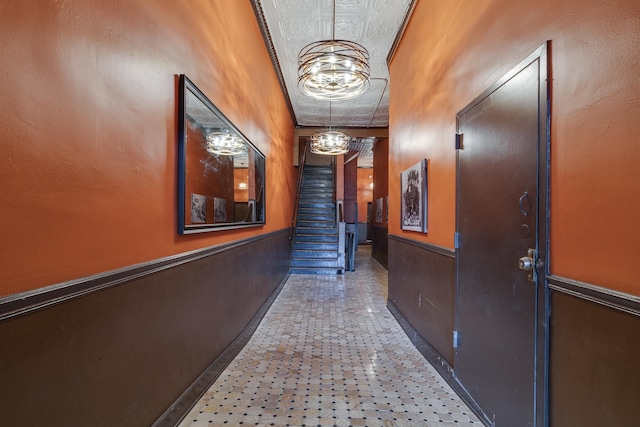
294,235 -> 339,243
296,228 -> 337,235
293,243 -> 339,251
297,214 -> 335,221
298,204 -> 335,210
301,181 -> 331,185
299,196 -> 333,201
299,200 -> 333,205
298,203 -> 336,208
303,169 -> 332,174
292,251 -> 338,259
296,221 -> 336,228
300,195 -> 333,200
290,259 -> 339,268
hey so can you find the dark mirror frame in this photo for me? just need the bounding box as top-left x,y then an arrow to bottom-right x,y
177,74 -> 266,234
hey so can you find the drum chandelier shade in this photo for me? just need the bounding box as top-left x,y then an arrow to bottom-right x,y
310,131 -> 350,155
205,131 -> 246,156
298,39 -> 370,101
297,0 -> 370,101
309,100 -> 350,156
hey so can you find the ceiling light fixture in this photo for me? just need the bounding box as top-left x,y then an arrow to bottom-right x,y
297,0 -> 370,101
310,131 -> 350,155
205,131 -> 246,156
310,103 -> 350,155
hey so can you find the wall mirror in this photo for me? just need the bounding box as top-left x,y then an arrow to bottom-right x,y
178,75 -> 265,234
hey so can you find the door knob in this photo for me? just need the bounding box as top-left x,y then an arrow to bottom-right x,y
518,248 -> 536,281
518,256 -> 533,271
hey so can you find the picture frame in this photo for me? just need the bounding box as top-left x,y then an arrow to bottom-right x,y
214,197 -> 227,222
191,193 -> 207,223
375,197 -> 383,223
400,159 -> 428,233
385,195 -> 389,224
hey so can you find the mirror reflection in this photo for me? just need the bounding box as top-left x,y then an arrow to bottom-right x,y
178,75 -> 265,234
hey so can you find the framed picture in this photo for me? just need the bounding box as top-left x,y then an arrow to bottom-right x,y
375,197 -> 383,223
191,193 -> 207,223
385,196 -> 389,224
214,197 -> 227,222
401,159 -> 428,233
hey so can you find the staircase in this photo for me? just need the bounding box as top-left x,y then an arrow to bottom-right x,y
290,164 -> 343,275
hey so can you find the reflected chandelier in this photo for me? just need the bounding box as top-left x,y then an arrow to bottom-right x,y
297,1 -> 370,101
205,131 -> 246,156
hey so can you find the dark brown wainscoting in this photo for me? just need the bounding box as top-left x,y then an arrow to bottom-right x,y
548,276 -> 640,427
387,235 -> 455,365
371,224 -> 388,269
0,230 -> 291,427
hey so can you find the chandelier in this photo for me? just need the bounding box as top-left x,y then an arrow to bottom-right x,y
310,102 -> 350,155
310,130 -> 350,155
297,1 -> 370,101
205,131 -> 246,156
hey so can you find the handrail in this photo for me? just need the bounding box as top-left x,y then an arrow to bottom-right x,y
290,143 -> 308,242
331,156 -> 337,204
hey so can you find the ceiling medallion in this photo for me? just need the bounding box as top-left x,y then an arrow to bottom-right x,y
310,131 -> 350,155
297,0 -> 370,101
205,131 -> 246,156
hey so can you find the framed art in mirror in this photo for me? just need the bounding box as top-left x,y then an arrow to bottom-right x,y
177,74 -> 266,234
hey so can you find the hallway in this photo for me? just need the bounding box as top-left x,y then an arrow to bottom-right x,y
180,247 -> 481,427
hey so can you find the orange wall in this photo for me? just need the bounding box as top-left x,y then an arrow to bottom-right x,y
357,168 -> 373,223
390,0 -> 640,295
0,1 -> 296,297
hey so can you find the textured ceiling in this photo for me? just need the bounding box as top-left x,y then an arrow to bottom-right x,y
253,0 -> 415,129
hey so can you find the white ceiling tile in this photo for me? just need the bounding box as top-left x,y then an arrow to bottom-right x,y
256,0 -> 413,130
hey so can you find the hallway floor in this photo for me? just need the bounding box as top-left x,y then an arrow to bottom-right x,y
180,246 -> 481,427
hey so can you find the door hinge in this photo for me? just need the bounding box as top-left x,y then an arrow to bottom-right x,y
455,133 -> 462,150
454,232 -> 460,249
453,330 -> 460,348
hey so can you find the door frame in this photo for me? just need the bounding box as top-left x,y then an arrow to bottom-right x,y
454,41 -> 550,427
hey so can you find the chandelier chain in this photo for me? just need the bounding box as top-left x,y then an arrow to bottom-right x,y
332,0 -> 336,40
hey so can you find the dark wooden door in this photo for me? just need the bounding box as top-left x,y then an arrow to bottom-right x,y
455,44 -> 549,426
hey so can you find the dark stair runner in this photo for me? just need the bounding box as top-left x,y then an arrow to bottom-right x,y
290,165 -> 341,274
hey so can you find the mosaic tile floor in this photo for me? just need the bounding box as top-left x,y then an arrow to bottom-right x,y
180,246 -> 481,427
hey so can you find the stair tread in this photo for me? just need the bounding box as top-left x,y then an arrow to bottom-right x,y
289,268 -> 341,275
292,251 -> 338,258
